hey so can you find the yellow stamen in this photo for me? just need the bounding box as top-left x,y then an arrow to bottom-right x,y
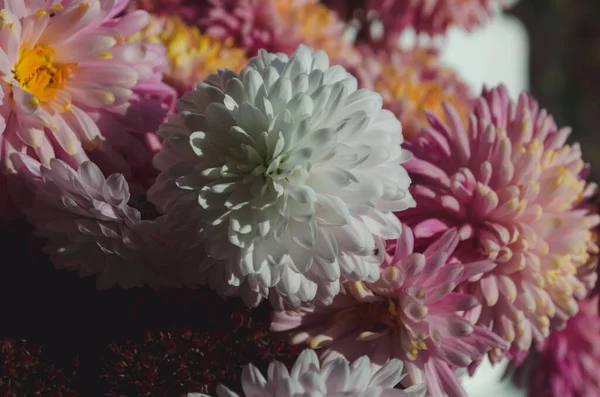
13,45 -> 76,103
128,15 -> 247,92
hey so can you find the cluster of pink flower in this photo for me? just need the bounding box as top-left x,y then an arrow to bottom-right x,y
1,1 -> 597,397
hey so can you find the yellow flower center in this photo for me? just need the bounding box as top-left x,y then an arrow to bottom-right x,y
13,45 -> 76,103
276,0 -> 354,63
375,52 -> 470,139
129,15 -> 247,92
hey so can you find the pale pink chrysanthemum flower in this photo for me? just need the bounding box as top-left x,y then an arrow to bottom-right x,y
11,153 -> 178,289
400,84 -> 600,360
189,349 -> 426,397
522,296 -> 600,397
272,225 -> 506,397
0,0 -> 175,183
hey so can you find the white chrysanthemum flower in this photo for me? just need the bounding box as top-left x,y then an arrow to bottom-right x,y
187,349 -> 425,397
149,45 -> 415,308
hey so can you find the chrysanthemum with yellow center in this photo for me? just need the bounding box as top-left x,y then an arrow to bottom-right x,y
129,15 -> 247,94
13,45 -> 76,106
372,49 -> 472,140
0,0 -> 169,172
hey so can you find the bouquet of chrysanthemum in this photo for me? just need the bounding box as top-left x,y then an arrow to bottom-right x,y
1,1 -> 598,397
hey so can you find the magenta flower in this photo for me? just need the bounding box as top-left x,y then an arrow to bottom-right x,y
12,154 -> 177,290
272,225 -> 506,397
527,297 -> 600,397
401,84 -> 600,360
375,0 -> 503,38
327,0 -> 505,47
0,0 -> 175,184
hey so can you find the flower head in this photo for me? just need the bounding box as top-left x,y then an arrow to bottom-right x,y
272,225 -> 506,397
12,154 -> 176,290
525,297 -> 600,397
354,47 -> 472,140
200,0 -> 357,64
149,45 -> 415,308
0,0 -> 174,180
401,84 -> 600,359
359,0 -> 504,46
129,14 -> 248,95
194,349 -> 425,397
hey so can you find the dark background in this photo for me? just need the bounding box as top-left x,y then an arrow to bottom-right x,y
510,0 -> 600,182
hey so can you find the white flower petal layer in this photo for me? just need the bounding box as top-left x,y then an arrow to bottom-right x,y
149,45 -> 415,308
188,349 -> 426,397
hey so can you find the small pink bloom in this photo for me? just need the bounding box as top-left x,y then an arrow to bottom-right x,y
525,297 -> 600,397
272,225 -> 506,397
401,84 -> 600,360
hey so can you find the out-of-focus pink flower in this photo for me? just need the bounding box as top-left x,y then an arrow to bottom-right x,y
127,0 -> 208,24
374,0 -> 504,39
199,0 -> 358,64
400,84 -> 600,361
353,46 -> 472,140
12,154 -> 178,290
0,0 -> 175,188
326,0 -> 505,47
272,225 -> 506,397
525,297 -> 600,397
129,14 -> 247,95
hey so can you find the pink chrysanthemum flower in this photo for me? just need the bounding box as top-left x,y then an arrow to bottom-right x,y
401,84 -> 600,360
199,0 -> 358,64
0,0 -> 175,181
524,297 -> 600,397
353,47 -> 472,140
272,225 -> 506,397
12,154 -> 177,289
